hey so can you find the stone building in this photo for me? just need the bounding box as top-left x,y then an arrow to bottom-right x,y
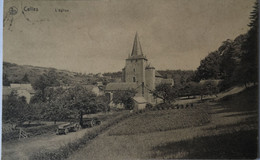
106,33 -> 173,109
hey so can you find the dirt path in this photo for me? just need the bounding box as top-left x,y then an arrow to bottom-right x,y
2,111 -> 128,160
174,86 -> 248,105
67,103 -> 257,160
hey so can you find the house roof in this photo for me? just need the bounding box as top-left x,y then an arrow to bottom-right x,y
155,71 -> 163,77
105,82 -> 137,91
10,83 -> 33,90
133,96 -> 147,104
9,84 -> 35,94
82,85 -> 95,91
161,79 -> 174,85
199,79 -> 223,85
145,63 -> 155,69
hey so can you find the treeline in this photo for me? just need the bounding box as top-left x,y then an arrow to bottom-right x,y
194,1 -> 258,90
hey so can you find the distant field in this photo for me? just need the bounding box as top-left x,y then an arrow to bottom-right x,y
108,107 -> 210,136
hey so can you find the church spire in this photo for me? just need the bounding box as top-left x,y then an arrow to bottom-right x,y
131,32 -> 143,56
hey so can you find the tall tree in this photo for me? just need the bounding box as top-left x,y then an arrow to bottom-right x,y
195,51 -> 222,80
3,73 -> 10,86
239,1 -> 258,85
21,73 -> 30,83
112,89 -> 136,110
2,91 -> 29,125
152,84 -> 178,104
32,70 -> 60,102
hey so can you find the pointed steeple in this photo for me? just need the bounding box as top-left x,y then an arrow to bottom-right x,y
131,32 -> 143,56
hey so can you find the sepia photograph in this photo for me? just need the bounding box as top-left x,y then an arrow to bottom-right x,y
2,0 -> 259,159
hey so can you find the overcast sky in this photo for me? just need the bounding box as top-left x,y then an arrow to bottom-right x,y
3,0 -> 255,73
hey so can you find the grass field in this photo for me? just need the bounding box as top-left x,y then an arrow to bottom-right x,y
68,86 -> 258,160
108,107 -> 210,136
152,129 -> 257,159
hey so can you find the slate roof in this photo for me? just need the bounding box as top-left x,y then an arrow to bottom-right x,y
126,32 -> 147,60
131,32 -> 143,56
155,71 -> 163,77
105,82 -> 137,91
133,96 -> 147,104
199,79 -> 223,85
161,79 -> 174,85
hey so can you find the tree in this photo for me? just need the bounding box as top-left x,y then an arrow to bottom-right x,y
21,73 -> 30,83
112,89 -> 136,109
152,84 -> 178,104
3,73 -> 10,86
195,51 -> 222,81
239,1 -> 258,85
32,70 -> 60,102
180,82 -> 200,98
2,91 -> 29,125
199,80 -> 219,100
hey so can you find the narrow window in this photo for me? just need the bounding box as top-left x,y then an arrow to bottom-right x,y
133,68 -> 135,72
133,77 -> 136,82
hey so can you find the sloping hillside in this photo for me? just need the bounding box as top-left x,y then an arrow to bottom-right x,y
3,62 -> 100,86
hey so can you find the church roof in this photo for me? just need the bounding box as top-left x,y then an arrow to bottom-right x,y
105,82 -> 137,91
127,32 -> 147,60
131,32 -> 143,56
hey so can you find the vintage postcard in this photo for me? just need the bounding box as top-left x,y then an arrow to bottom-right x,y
2,0 -> 258,159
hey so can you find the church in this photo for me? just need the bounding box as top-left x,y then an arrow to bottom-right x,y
105,33 -> 174,109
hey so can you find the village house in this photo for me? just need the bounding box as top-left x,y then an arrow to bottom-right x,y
105,33 -> 174,110
3,83 -> 35,103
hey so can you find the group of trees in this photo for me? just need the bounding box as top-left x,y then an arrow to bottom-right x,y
35,85 -> 109,123
152,80 -> 219,104
195,1 -> 258,90
2,92 -> 33,125
3,69 -> 110,125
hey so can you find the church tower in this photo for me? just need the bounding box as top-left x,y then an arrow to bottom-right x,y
123,32 -> 148,96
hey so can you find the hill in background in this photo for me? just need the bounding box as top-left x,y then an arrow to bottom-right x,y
3,62 -> 102,86
3,61 -> 195,87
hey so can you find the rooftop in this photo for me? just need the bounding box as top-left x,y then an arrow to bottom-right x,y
105,82 -> 137,91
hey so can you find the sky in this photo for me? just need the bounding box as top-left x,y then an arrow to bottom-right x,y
3,0 -> 255,73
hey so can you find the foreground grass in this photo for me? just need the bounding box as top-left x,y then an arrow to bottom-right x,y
152,129 -> 258,159
150,86 -> 258,159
